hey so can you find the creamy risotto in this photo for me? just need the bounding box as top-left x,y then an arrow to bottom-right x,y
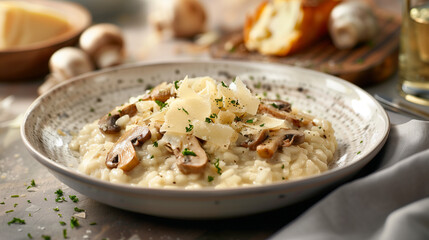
70,76 -> 337,189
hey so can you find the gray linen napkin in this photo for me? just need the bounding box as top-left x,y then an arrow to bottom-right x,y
271,120 -> 429,240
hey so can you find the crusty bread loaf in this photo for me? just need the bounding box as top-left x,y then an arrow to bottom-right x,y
244,0 -> 341,56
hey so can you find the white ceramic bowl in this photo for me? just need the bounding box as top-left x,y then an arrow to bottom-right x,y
21,60 -> 390,219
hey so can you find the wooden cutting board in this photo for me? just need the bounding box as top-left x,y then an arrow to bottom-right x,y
210,9 -> 401,87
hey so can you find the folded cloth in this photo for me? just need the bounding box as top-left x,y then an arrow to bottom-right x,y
271,120 -> 429,240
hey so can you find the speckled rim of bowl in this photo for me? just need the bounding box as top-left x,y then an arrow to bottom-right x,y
21,59 -> 390,199
0,0 -> 91,53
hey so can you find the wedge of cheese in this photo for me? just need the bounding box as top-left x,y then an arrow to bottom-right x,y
0,1 -> 71,49
244,0 -> 341,56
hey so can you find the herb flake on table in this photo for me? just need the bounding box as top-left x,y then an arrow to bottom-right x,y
59,221 -> 66,226
53,207 -> 59,212
0,202 -> 4,205
27,233 -> 33,239
7,217 -> 25,225
14,203 -> 17,208
69,195 -> 79,203
27,200 -> 31,203
5,210 -> 14,213
63,229 -> 67,239
74,207 -> 85,212
70,216 -> 79,229
27,179 -> 36,189
42,235 -> 51,240
11,195 -> 19,198
90,222 -> 97,225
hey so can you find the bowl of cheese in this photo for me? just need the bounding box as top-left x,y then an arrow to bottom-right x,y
0,0 -> 91,81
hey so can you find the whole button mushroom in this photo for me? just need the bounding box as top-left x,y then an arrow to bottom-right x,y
172,0 -> 206,38
79,23 -> 126,68
38,47 -> 94,95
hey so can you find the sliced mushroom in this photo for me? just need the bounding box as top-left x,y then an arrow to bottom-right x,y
170,135 -> 208,174
141,82 -> 176,102
99,103 -> 137,134
256,129 -> 305,159
282,129 -> 306,147
240,129 -> 269,150
258,100 -> 312,127
106,126 -> 151,171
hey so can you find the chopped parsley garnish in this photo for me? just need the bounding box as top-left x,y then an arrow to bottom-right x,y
90,222 -> 97,225
263,92 -> 267,97
230,100 -> 239,106
44,198 -> 47,201
27,179 -> 36,189
0,202 -> 4,204
5,210 -> 14,213
276,93 -> 281,100
53,207 -> 59,212
74,207 -> 84,212
259,123 -> 265,127
221,81 -> 228,88
117,109 -> 122,113
13,203 -> 17,208
11,195 -> 19,198
246,119 -> 254,123
208,176 -> 214,182
90,108 -> 95,112
58,214 -> 62,218
63,229 -> 68,239
69,195 -> 79,203
214,158 -> 222,175
234,116 -> 241,122
27,200 -> 31,203
174,80 -> 180,89
281,164 -> 285,169
205,117 -> 213,123
28,213 -> 31,217
27,233 -> 33,239
210,113 -> 217,118
357,151 -> 361,155
185,123 -> 194,132
360,140 -> 363,144
7,217 -> 25,225
179,107 -> 189,115
59,221 -> 66,226
42,235 -> 51,240
214,97 -> 223,103
271,103 -> 279,109
182,148 -> 196,156
150,155 -> 154,159
254,82 -> 262,89
108,113 -> 112,117
153,141 -> 158,147
70,216 -> 79,229
55,189 -> 66,202
155,100 -> 168,110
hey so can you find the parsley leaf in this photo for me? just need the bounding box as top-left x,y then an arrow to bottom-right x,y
69,195 -> 79,203
174,80 -> 180,90
70,217 -> 79,229
246,119 -> 254,123
210,113 -> 217,118
221,81 -> 228,88
74,207 -> 85,212
185,123 -> 194,132
63,229 -> 68,239
205,117 -> 213,123
59,221 -> 66,226
153,141 -> 158,147
8,217 -> 25,225
208,176 -> 214,182
182,148 -> 196,156
214,158 -> 222,175
155,100 -> 168,110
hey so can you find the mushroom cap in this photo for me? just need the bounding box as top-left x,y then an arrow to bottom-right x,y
49,47 -> 94,81
79,23 -> 125,68
174,135 -> 208,174
172,0 -> 206,38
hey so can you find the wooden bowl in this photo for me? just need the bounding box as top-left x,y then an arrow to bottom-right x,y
0,0 -> 91,81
